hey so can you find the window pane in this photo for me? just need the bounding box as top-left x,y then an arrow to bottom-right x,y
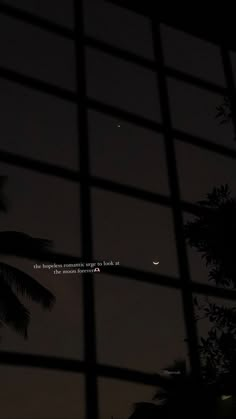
161,24 -> 226,86
99,378 -> 158,419
92,190 -> 178,277
1,0 -> 74,28
86,49 -> 161,121
168,79 -> 234,147
0,14 -> 76,90
84,0 -> 154,59
89,111 -> 169,195
176,141 -> 236,287
175,141 -> 236,204
195,294 -> 236,379
95,276 -> 187,372
184,212 -> 212,286
0,255 -> 83,359
0,164 -> 81,256
0,367 -> 84,419
185,204 -> 236,289
0,80 -> 78,170
0,164 -> 83,358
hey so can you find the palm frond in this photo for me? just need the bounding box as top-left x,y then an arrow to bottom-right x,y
0,275 -> 30,338
0,262 -> 55,310
0,231 -> 53,259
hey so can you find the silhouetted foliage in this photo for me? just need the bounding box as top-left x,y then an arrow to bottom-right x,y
0,177 -> 55,338
216,97 -> 232,125
127,185 -> 236,418
216,96 -> 235,140
184,184 -> 236,385
128,359 -> 236,418
185,184 -> 236,288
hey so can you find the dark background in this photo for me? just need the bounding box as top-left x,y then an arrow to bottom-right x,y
0,1 -> 236,418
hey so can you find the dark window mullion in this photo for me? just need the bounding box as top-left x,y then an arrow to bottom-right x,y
74,1 -> 98,419
151,20 -> 202,381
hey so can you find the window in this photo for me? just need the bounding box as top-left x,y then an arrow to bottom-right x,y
0,164 -> 81,256
92,190 -> 179,277
84,0 -> 154,59
0,2 -> 236,419
0,79 -> 78,170
161,24 -> 226,86
0,366 -> 85,419
99,378 -> 158,419
86,48 -> 161,121
89,110 -> 169,195
0,254 -> 84,358
168,79 -> 234,146
95,276 -> 187,372
0,13 -> 76,89
1,0 -> 74,28
175,141 -> 236,203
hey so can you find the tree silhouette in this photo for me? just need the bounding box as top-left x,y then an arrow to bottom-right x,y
216,97 -> 232,126
128,360 -> 235,419
0,176 -> 55,338
184,184 -> 236,383
216,96 -> 235,141
123,97 -> 236,419
126,184 -> 236,418
185,184 -> 236,288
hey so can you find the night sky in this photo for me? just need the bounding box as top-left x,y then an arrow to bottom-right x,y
0,1 -> 235,418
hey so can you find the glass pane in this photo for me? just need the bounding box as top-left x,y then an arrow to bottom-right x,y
1,0 -> 74,28
168,79 -> 234,147
195,294 -> 236,379
86,49 -> 161,121
177,141 -> 236,287
0,163 -> 81,257
89,111 -> 169,195
185,203 -> 236,289
0,367 -> 84,419
0,255 -> 83,359
0,164 -> 83,358
99,378 -> 159,419
175,141 -> 236,203
84,0 -> 154,59
0,80 -> 78,170
95,276 -> 187,373
92,190 -> 178,277
184,211 -> 212,286
0,14 -> 76,90
161,24 -> 226,86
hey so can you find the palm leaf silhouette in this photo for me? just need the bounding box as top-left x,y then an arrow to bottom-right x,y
0,275 -> 30,338
0,231 -> 52,258
0,262 -> 55,309
0,177 -> 56,338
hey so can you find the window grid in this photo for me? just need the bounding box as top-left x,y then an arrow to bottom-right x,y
0,1 -> 235,419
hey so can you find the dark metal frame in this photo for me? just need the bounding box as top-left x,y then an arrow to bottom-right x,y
0,1 -> 236,418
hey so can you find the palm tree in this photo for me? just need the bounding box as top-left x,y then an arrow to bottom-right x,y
0,176 -> 55,339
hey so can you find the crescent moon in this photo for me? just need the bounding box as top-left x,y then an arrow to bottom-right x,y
153,261 -> 159,265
